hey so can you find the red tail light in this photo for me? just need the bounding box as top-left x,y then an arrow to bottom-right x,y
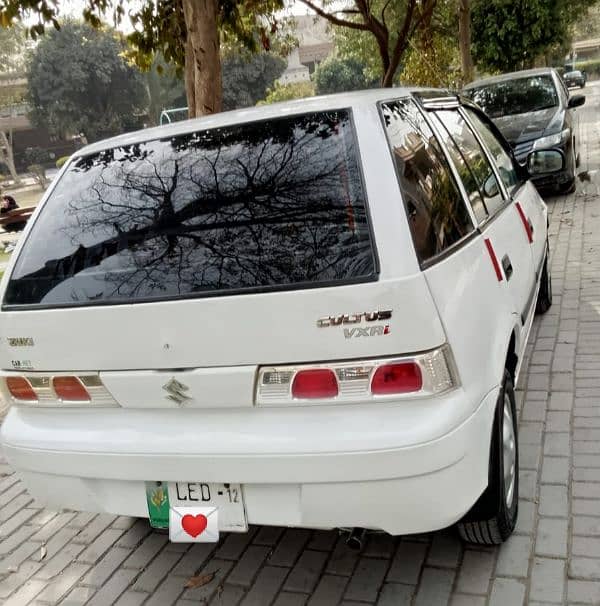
371,362 -> 422,395
53,376 -> 91,402
257,346 -> 458,405
6,377 -> 37,402
292,369 -> 339,399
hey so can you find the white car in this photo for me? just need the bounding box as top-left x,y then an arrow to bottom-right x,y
0,89 -> 557,546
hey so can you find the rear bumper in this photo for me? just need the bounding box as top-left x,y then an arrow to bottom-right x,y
1,388 -> 498,535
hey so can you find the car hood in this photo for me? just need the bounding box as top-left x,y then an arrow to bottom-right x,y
493,107 -> 564,145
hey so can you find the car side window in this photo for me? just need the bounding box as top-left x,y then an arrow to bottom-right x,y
381,99 -> 474,264
464,108 -> 519,193
429,112 -> 489,224
433,109 -> 506,218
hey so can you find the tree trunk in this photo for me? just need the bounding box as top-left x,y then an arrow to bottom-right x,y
0,131 -> 20,185
182,0 -> 222,117
184,38 -> 196,119
458,0 -> 474,84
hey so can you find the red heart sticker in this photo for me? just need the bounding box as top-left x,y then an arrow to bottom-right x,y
181,514 -> 208,538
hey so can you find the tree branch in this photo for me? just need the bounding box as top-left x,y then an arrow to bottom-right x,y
381,0 -> 394,29
298,0 -> 370,31
382,0 -> 418,86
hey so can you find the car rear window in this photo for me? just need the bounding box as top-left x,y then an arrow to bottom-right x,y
5,110 -> 376,308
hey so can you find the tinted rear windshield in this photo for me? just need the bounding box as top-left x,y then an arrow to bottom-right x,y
466,75 -> 558,118
5,110 -> 376,308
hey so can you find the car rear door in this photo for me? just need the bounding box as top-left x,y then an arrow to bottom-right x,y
428,106 -> 537,329
462,106 -> 547,288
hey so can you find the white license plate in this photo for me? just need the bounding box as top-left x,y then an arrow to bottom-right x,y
168,482 -> 247,532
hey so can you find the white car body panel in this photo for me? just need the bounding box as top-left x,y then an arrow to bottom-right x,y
0,88 -> 549,535
0,277 -> 445,372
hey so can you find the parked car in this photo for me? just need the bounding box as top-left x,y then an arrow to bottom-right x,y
464,67 -> 585,193
0,89 -> 557,546
564,69 -> 586,88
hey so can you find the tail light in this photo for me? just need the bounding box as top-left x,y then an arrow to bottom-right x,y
6,377 -> 37,403
371,362 -> 422,395
292,369 -> 338,399
3,374 -> 117,407
53,376 -> 90,402
257,345 -> 459,406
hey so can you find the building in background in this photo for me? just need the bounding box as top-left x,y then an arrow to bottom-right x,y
278,15 -> 334,85
572,38 -> 600,61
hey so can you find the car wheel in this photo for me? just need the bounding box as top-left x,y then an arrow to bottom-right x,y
458,370 -> 518,545
560,143 -> 577,193
536,248 -> 552,314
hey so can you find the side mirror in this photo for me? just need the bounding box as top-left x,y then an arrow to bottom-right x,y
483,174 -> 499,198
568,95 -> 586,108
527,150 -> 564,175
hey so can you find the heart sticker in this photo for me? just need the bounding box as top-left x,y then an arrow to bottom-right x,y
181,514 -> 208,538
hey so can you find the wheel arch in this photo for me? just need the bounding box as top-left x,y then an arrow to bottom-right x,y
505,330 -> 518,383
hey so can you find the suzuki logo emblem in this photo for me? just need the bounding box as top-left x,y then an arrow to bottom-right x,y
163,378 -> 192,406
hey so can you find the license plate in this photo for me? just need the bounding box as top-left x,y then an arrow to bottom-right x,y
169,482 -> 247,532
145,481 -> 247,539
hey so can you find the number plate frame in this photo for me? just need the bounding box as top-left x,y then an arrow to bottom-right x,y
168,482 -> 248,532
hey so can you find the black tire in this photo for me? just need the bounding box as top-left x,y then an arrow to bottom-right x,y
559,173 -> 576,194
536,251 -> 552,314
561,142 -> 577,193
458,370 -> 518,545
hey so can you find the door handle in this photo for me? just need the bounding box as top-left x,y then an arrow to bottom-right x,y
502,255 -> 513,281
528,218 -> 534,235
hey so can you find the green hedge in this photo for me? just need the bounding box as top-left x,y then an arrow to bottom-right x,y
55,155 -> 70,169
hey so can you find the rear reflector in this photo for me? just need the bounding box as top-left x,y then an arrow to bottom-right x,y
257,345 -> 459,405
371,362 -> 422,395
6,377 -> 37,402
515,202 -> 534,243
292,369 -> 338,399
53,376 -> 91,402
484,238 -> 503,282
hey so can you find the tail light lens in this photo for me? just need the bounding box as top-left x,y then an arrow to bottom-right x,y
292,369 -> 338,399
6,377 -> 37,403
371,362 -> 422,395
53,376 -> 90,402
257,345 -> 459,405
3,374 -> 117,407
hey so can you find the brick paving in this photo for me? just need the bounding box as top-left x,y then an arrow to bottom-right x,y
1,84 -> 600,605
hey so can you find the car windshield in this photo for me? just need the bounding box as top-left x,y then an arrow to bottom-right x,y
566,71 -> 582,77
5,110 -> 377,308
466,75 -> 558,118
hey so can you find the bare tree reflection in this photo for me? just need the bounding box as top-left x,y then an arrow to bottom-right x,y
6,112 -> 376,305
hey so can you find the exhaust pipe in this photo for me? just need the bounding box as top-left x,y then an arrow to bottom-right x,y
346,527 -> 367,551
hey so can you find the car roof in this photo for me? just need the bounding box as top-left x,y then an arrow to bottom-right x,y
74,87 -> 450,158
463,67 -> 556,90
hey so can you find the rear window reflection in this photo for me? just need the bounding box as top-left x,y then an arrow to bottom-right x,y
5,111 -> 376,307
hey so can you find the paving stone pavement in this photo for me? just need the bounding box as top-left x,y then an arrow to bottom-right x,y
2,84 -> 600,605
